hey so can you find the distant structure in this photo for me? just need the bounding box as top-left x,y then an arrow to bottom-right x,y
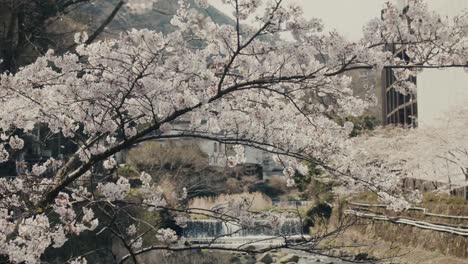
381,0 -> 416,127
202,140 -> 284,179
141,120 -> 285,180
381,47 -> 418,128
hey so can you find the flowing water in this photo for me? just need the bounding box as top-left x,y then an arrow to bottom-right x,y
182,219 -> 303,239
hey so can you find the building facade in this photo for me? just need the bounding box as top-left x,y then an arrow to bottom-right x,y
136,119 -> 285,180
381,49 -> 418,128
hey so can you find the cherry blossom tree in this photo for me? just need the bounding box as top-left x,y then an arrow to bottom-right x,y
0,0 -> 467,262
352,101 -> 468,197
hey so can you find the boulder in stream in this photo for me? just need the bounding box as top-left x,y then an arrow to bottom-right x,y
279,254 -> 300,263
256,252 -> 273,264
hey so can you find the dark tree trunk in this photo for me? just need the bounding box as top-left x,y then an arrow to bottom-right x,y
0,0 -> 123,74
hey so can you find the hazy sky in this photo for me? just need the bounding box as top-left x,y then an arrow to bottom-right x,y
210,0 -> 468,41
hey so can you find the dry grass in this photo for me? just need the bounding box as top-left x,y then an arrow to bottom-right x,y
135,250 -> 235,264
352,192 -> 468,216
328,229 -> 468,264
189,192 -> 272,213
420,193 -> 468,215
352,220 -> 467,258
268,176 -> 288,193
342,192 -> 468,259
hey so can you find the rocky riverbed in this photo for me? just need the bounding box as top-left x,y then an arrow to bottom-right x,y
230,249 -> 348,264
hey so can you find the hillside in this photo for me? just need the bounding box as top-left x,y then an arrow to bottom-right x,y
71,0 -> 233,37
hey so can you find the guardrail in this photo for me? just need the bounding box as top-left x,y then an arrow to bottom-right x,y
348,201 -> 468,220
345,209 -> 468,236
271,200 -> 313,207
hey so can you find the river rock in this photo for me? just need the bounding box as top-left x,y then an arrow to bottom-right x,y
274,252 -> 287,258
244,245 -> 257,251
230,256 -> 241,263
279,254 -> 299,263
245,255 -> 257,264
256,252 -> 273,264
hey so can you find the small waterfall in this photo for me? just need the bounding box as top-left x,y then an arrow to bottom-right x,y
182,219 -> 303,239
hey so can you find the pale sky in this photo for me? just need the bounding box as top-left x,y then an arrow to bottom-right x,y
210,0 -> 468,41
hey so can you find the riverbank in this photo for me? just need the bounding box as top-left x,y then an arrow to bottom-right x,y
329,229 -> 468,264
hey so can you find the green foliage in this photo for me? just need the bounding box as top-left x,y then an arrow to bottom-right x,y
303,202 -> 333,234
117,164 -> 139,178
309,181 -> 335,204
127,207 -> 184,246
249,182 -> 285,198
291,162 -> 335,204
337,114 -> 380,137
293,162 -> 323,192
250,176 -> 288,198
353,191 -> 379,203
307,203 -> 333,220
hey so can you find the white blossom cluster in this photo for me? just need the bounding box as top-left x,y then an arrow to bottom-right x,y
227,144 -> 246,167
54,193 -> 99,234
0,191 -> 99,263
352,102 -> 468,205
97,177 -> 131,201
138,172 -> 167,210
155,228 -> 178,244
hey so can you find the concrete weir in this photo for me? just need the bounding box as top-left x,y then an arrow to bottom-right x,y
182,219 -> 310,247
